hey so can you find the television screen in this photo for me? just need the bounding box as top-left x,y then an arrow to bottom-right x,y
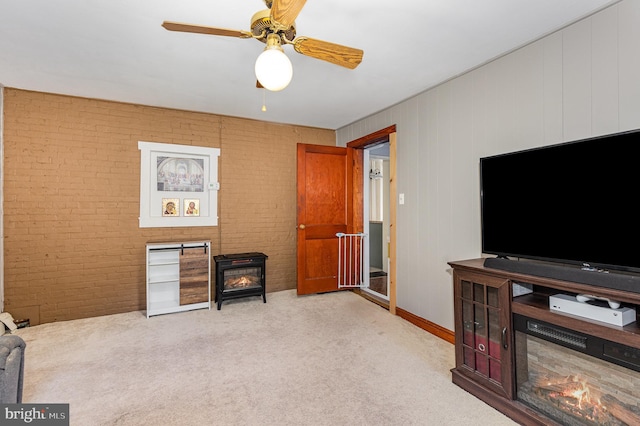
480,129 -> 640,273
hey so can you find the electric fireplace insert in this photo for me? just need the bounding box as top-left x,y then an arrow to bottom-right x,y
213,252 -> 267,310
514,314 -> 640,425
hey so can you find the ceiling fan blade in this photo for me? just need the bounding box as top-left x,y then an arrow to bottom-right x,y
162,21 -> 252,38
293,37 -> 363,69
270,0 -> 307,30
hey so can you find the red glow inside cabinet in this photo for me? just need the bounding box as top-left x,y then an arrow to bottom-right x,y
452,268 -> 513,399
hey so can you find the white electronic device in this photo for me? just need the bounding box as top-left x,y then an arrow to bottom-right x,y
549,294 -> 636,327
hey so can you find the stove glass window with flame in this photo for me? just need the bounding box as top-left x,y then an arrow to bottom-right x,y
514,316 -> 640,425
223,267 -> 261,292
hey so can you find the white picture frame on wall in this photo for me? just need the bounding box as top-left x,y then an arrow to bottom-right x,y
138,141 -> 220,228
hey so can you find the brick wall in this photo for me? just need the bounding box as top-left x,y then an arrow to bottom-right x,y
2,88 -> 335,324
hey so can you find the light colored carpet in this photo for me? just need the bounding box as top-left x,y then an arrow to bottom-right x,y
15,290 -> 516,425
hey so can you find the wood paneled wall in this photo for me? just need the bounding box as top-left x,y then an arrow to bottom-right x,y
337,0 -> 640,332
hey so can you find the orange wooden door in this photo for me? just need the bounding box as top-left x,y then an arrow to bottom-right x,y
296,144 -> 354,295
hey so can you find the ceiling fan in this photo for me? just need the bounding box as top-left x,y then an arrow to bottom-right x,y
162,0 -> 364,91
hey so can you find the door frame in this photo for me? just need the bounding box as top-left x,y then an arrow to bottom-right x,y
347,125 -> 397,315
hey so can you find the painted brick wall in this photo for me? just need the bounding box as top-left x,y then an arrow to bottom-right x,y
2,88 -> 335,324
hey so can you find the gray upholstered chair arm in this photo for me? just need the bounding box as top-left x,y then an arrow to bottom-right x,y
0,334 -> 26,403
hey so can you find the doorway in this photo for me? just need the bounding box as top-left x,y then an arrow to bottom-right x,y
363,143 -> 390,301
345,125 -> 397,314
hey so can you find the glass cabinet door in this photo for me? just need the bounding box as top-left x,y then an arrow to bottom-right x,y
455,271 -> 512,399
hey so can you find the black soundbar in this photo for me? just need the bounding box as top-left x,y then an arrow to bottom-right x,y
483,257 -> 640,294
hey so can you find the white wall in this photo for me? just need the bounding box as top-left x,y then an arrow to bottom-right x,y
336,0 -> 640,331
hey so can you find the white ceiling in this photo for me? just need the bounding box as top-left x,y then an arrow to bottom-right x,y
0,0 -> 617,130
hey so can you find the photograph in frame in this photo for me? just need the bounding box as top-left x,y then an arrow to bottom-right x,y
157,156 -> 204,192
138,141 -> 220,228
162,198 -> 179,216
184,199 -> 200,217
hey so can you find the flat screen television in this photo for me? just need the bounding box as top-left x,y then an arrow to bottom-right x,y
480,128 -> 640,275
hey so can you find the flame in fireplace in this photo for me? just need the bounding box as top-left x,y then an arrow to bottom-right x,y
538,376 -> 612,422
558,379 -> 598,410
225,274 -> 259,289
523,371 -> 640,425
237,277 -> 251,285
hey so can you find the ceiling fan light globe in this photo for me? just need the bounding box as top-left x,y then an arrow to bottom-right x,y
255,49 -> 293,91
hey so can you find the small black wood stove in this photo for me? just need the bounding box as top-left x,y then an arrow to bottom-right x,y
213,252 -> 267,310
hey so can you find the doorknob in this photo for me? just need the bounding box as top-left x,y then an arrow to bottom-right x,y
298,224 -> 306,230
